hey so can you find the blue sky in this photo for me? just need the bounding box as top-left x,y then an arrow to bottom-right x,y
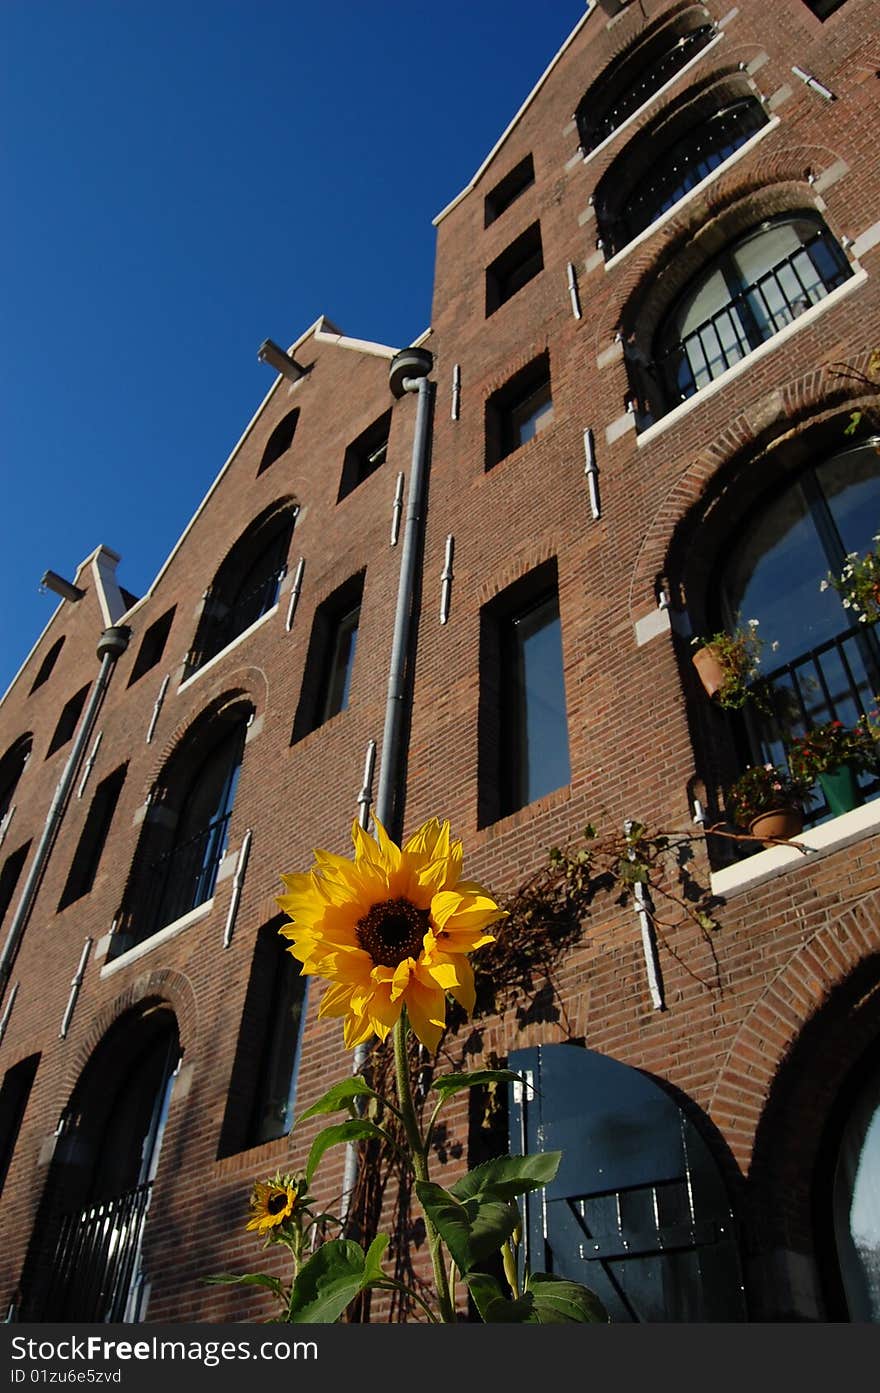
0,0 -> 588,695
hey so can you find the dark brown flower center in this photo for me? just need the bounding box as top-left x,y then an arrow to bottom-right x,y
267,1191 -> 289,1216
356,896 -> 430,968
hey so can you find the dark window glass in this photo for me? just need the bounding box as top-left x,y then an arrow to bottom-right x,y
484,154 -> 535,227
651,215 -> 852,416
504,592 -> 571,812
803,1 -> 847,17
576,11 -> 716,155
715,439 -> 880,823
486,355 -> 553,469
47,686 -> 90,758
29,638 -> 65,695
218,920 -> 308,1155
192,512 -> 294,672
0,842 -> 31,929
338,410 -> 392,501
58,765 -> 127,910
258,409 -> 300,476
293,574 -> 365,741
0,737 -> 32,826
598,96 -> 768,256
127,609 -> 175,687
486,224 -> 543,315
480,566 -> 571,823
0,1054 -> 40,1197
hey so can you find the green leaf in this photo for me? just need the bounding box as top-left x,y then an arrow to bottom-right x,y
295,1076 -> 378,1125
430,1069 -> 523,1101
524,1272 -> 608,1323
465,1271 -> 608,1324
450,1151 -> 562,1203
415,1181 -> 519,1275
305,1118 -> 388,1186
204,1272 -> 285,1299
465,1272 -> 532,1323
363,1233 -> 390,1282
287,1239 -> 386,1324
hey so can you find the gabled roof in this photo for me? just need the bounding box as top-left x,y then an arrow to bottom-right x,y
432,4 -> 596,226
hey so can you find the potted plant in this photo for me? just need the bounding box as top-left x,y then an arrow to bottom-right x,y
726,762 -> 812,845
821,534 -> 880,624
690,618 -> 777,710
787,718 -> 878,817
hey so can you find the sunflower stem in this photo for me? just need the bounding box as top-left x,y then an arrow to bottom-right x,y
393,1011 -> 455,1323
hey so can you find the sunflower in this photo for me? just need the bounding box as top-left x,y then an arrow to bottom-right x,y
246,1176 -> 299,1234
277,817 -> 506,1052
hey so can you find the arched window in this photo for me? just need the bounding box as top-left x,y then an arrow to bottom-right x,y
22,1004 -> 179,1322
0,735 -> 32,828
187,503 -> 296,675
257,409 -> 300,476
28,636 -> 65,694
706,437 -> 880,820
649,213 -> 852,416
576,7 -> 717,156
595,83 -> 769,256
115,703 -> 251,955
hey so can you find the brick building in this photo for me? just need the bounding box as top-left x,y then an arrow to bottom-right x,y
1,0 -> 879,1322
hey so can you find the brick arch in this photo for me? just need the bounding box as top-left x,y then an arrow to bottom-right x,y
708,885 -> 880,1171
139,674 -> 266,801
476,537 -> 560,605
59,967 -> 199,1101
626,364 -> 880,617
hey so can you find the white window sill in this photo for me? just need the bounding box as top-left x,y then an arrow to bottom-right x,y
178,604 -> 279,694
99,898 -> 214,976
636,267 -> 867,449
603,117 -> 779,271
710,797 -> 880,900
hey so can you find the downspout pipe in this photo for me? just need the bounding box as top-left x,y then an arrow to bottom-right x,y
341,346 -> 434,1223
0,625 -> 130,1000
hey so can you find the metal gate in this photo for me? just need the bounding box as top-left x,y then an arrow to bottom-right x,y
508,1043 -> 746,1321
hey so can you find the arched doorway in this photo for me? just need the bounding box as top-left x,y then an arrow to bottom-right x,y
23,1003 -> 180,1322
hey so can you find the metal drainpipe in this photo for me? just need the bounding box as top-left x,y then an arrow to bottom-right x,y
0,625 -> 131,1001
340,347 -> 434,1223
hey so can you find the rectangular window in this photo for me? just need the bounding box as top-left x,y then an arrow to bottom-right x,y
46,685 -> 90,758
218,919 -> 307,1156
58,765 -> 127,909
292,573 -> 365,741
479,564 -> 571,824
338,410 -> 393,501
484,154 -> 535,227
486,223 -> 544,315
127,609 -> 175,686
0,1054 -> 39,1197
485,354 -> 553,469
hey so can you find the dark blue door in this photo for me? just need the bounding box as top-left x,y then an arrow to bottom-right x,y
509,1043 -> 746,1321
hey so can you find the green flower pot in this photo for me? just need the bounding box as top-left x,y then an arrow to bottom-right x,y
818,764 -> 863,818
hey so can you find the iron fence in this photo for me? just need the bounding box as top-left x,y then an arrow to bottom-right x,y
42,1182 -> 152,1322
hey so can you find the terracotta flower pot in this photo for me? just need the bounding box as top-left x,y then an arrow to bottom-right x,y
818,763 -> 863,818
692,645 -> 727,700
748,806 -> 804,846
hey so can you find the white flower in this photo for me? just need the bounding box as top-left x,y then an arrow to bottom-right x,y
819,580 -> 829,592
747,618 -> 759,628
771,640 -> 780,651
843,598 -> 851,608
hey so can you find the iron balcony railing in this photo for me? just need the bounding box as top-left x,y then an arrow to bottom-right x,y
578,24 -> 716,154
744,622 -> 880,825
647,227 -> 852,415
198,565 -> 284,668
42,1182 -> 152,1323
133,810 -> 232,945
600,99 -> 768,256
